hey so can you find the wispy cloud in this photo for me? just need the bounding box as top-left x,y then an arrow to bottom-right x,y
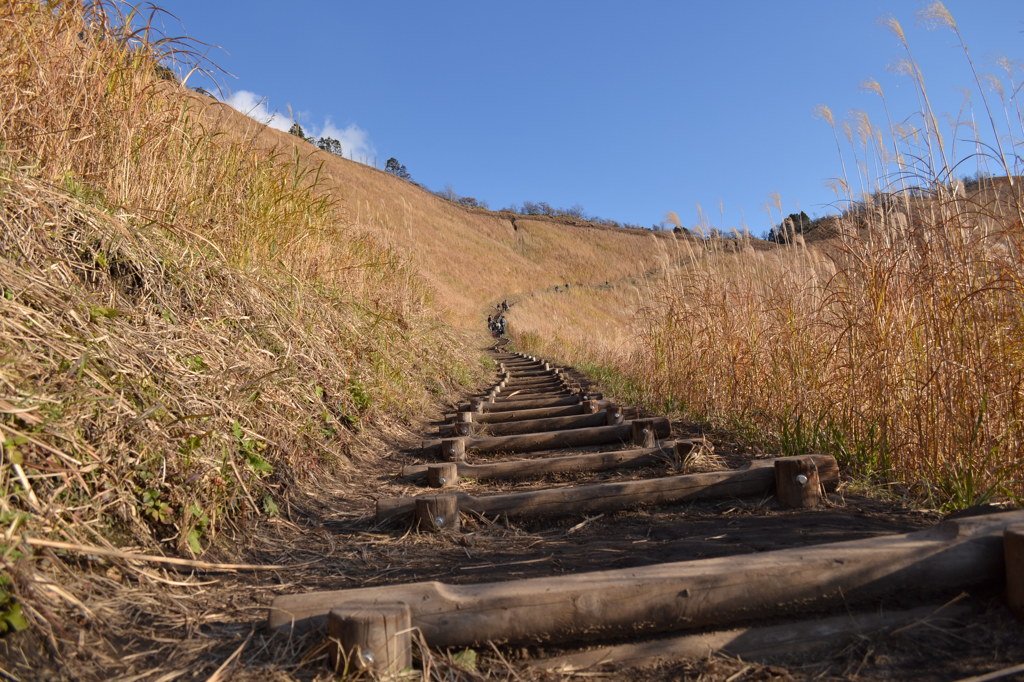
224,90 -> 293,132
223,91 -> 376,164
316,119 -> 376,163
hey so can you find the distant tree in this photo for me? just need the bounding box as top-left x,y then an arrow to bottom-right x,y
288,122 -> 307,140
565,203 -> 585,219
385,157 -> 411,180
316,137 -> 343,156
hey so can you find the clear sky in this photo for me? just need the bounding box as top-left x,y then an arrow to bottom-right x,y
152,1 -> 1023,236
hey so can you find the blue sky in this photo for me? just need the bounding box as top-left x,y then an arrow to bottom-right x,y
154,1 -> 1023,235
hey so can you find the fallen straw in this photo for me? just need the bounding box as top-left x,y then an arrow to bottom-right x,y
24,537 -> 315,572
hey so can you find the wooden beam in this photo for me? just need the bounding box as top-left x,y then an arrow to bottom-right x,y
535,602 -> 977,672
476,410 -> 612,437
774,456 -> 822,508
400,444 -> 681,482
471,401 -> 606,423
328,603 -> 412,674
269,510 -> 1024,643
466,419 -> 670,455
377,454 -> 838,523
424,418 -> 658,457
481,395 -> 582,412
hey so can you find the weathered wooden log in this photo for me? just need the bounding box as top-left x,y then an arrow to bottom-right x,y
506,368 -> 557,378
426,463 -> 458,489
606,406 -> 624,425
493,386 -> 571,399
478,410 -> 612,437
328,603 -> 412,674
271,510 -> 1024,643
468,398 -> 484,413
401,444 -> 679,482
440,438 -> 465,461
774,456 -> 822,509
535,602 -> 977,672
378,454 -> 837,523
502,379 -> 565,391
466,419 -> 670,456
474,401 -> 608,423
415,494 -> 459,532
1006,523 -> 1024,620
457,410 -> 473,423
452,422 -> 473,437
631,419 -> 656,447
481,395 -> 582,412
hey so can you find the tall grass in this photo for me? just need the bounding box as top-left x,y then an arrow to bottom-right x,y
513,3 -> 1024,508
0,2 -> 486,674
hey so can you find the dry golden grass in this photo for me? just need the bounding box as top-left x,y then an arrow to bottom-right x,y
513,134 -> 1024,510
0,2 -> 491,672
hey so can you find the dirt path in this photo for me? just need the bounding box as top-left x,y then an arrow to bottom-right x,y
11,350 -> 1020,681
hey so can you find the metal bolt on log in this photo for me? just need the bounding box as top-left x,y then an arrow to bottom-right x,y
328,602 -> 412,675
584,400 -> 601,414
453,422 -> 472,437
415,494 -> 460,532
427,463 -> 458,489
440,438 -> 466,461
606,407 -> 624,425
631,419 -> 656,447
774,456 -> 822,508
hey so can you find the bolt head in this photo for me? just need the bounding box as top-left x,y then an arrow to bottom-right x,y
796,474 -> 808,485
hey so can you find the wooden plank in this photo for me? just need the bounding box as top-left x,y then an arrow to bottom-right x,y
472,402 -> 603,424
478,410 -> 612,437
400,444 -> 677,482
482,395 -> 581,412
269,510 -> 1024,642
467,418 -> 669,455
377,454 -> 838,523
427,417 -> 669,458
535,602 -> 977,672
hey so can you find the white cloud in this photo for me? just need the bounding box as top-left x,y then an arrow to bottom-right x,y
314,119 -> 376,164
224,90 -> 294,132
223,91 -> 377,165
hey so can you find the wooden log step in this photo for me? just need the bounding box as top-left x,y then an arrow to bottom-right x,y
481,395 -> 583,412
463,393 -> 603,414
426,416 -> 664,456
474,410 -> 613,437
535,601 -> 978,672
441,408 -> 612,437
469,401 -> 608,424
377,454 -> 838,523
503,377 -> 565,388
492,388 -> 570,401
269,510 -> 1024,642
400,443 -> 678,482
492,385 -> 571,398
467,418 -> 669,455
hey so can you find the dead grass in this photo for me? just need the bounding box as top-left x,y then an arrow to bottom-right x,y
509,5 -> 1024,508
0,2 -> 485,677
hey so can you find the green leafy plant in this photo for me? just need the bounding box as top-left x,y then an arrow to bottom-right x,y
231,421 -> 272,475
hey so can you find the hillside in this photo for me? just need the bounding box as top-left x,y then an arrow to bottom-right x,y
2,2 -> 1023,680
188,95 -> 681,327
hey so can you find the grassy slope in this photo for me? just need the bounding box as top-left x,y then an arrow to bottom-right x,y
0,4 -> 678,675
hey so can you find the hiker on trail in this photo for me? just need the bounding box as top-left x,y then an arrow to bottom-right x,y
487,314 -> 492,329
502,300 -> 508,311
498,316 -> 506,334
